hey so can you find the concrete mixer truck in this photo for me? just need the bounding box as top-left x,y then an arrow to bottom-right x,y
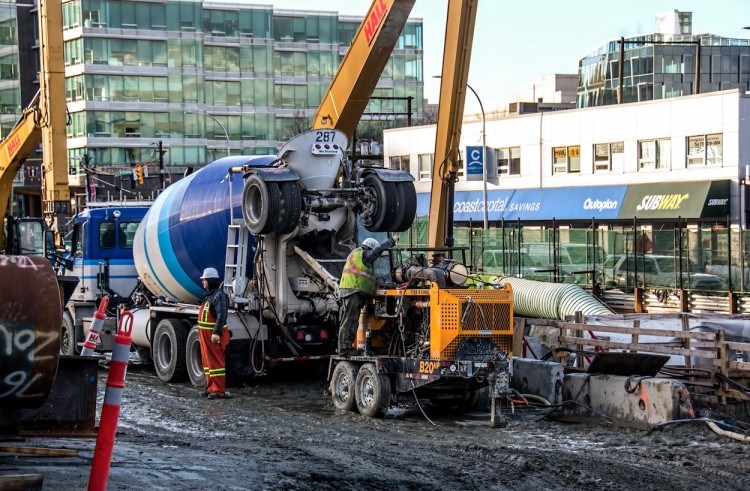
125,128 -> 416,386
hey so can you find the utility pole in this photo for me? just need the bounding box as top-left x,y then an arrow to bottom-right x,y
155,140 -> 167,189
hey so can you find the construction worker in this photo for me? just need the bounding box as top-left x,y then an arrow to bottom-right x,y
337,236 -> 398,356
198,267 -> 232,399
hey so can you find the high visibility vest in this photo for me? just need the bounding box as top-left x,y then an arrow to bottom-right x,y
198,300 -> 227,331
339,248 -> 376,294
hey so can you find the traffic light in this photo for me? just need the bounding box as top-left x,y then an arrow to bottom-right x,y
136,164 -> 144,185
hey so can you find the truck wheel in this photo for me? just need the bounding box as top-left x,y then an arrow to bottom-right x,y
186,327 -> 207,388
461,386 -> 491,412
243,173 -> 282,234
330,361 -> 358,412
152,318 -> 188,382
362,174 -> 398,232
355,363 -> 391,418
391,180 -> 417,232
60,311 -> 79,355
276,180 -> 302,234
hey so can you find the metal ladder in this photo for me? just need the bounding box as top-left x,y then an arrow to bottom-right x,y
224,219 -> 250,296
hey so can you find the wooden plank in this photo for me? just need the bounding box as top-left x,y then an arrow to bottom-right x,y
725,341 -> 750,351
559,322 -> 716,340
727,360 -> 750,371
630,320 -> 640,353
681,313 -> 692,369
717,388 -> 750,402
558,335 -> 718,358
0,446 -> 78,457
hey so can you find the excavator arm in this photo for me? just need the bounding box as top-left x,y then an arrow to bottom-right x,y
0,95 -> 42,251
0,0 -> 68,251
312,0 -> 416,139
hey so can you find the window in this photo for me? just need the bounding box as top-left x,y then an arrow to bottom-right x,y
552,146 -> 580,174
99,222 -> 115,249
639,139 -> 671,170
389,156 -> 410,172
418,153 -> 433,181
687,134 -> 723,167
593,142 -> 623,172
496,146 -> 520,176
119,222 -> 139,249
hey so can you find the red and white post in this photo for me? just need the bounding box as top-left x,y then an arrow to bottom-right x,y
81,296 -> 110,356
88,311 -> 133,491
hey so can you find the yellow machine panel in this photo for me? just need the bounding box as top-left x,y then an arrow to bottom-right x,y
429,283 -> 513,360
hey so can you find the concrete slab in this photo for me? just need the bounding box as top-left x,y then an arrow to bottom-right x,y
560,373 -> 693,429
511,358 -> 564,405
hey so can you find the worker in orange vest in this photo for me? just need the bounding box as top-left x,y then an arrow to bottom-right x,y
198,267 -> 232,399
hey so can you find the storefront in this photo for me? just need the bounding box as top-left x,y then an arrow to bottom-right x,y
416,180 -> 731,223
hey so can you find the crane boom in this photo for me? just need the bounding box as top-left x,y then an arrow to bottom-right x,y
428,0 -> 478,249
312,0 -> 416,139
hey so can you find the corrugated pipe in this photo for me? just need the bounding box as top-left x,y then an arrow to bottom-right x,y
487,276 -> 613,319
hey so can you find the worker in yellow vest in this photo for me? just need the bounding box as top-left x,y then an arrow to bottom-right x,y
337,236 -> 398,356
198,267 -> 232,399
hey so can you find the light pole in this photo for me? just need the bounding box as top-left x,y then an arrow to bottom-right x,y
465,84 -> 488,230
433,76 -> 488,229
186,110 -> 230,157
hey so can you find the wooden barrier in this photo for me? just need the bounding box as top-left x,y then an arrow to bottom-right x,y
551,317 -> 750,403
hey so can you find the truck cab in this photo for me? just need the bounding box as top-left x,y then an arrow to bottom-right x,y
60,205 -> 149,354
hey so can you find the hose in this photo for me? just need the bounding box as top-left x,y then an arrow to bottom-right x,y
496,276 -> 613,319
520,393 -> 551,406
706,421 -> 750,443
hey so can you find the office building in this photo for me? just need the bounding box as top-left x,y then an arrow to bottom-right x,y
6,0 -> 424,212
578,10 -> 750,108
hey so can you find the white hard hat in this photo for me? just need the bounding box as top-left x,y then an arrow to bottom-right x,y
362,238 -> 380,250
200,267 -> 220,280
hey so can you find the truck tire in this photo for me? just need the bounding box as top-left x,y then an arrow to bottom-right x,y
276,180 -> 302,234
152,318 -> 188,382
60,311 -> 78,355
461,386 -> 491,412
243,173 -> 282,235
392,180 -> 417,232
362,174 -> 398,232
355,363 -> 391,418
186,327 -> 207,388
330,361 -> 358,412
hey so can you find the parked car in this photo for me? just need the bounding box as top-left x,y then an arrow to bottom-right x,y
521,242 -> 606,284
483,250 -> 543,278
601,254 -> 724,291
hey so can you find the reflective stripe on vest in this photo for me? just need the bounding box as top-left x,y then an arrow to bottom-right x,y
198,300 -> 227,330
339,248 -> 376,294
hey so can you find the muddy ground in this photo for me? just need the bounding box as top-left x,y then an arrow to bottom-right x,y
3,361 -> 750,490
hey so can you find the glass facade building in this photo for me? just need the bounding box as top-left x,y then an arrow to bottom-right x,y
36,0 -> 422,176
578,33 -> 750,108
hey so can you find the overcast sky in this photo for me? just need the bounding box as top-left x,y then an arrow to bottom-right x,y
223,1 -> 750,114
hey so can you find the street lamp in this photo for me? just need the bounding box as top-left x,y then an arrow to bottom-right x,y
186,110 -> 230,157
433,76 -> 488,229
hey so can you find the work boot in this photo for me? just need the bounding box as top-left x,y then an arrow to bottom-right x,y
207,392 -> 233,400
197,389 -> 209,398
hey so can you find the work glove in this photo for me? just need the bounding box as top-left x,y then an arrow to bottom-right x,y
211,333 -> 221,344
391,235 -> 399,247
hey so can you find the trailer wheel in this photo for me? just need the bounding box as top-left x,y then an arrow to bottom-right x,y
276,180 -> 302,234
152,318 -> 188,382
355,363 -> 391,418
60,311 -> 78,355
330,361 -> 359,412
186,327 -> 207,388
361,174 -> 398,232
243,173 -> 282,235
391,180 -> 417,232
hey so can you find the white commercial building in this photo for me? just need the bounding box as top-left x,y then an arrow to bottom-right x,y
384,89 -> 748,227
